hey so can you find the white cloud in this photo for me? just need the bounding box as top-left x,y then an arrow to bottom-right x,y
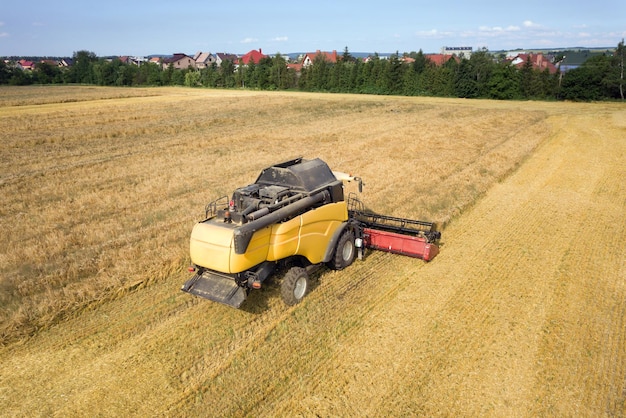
240,37 -> 258,44
478,25 -> 520,34
415,29 -> 453,38
523,20 -> 546,30
272,36 -> 288,42
412,19 -> 620,51
0,32 -> 8,38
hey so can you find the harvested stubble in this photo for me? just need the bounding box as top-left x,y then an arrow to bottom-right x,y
0,87 -> 547,342
0,86 -> 624,417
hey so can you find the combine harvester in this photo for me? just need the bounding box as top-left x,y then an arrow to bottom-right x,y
182,157 -> 441,308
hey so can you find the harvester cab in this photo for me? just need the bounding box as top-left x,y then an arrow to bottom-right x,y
182,157 -> 440,308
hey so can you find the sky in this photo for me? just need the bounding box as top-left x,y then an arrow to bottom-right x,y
1,0 -> 624,57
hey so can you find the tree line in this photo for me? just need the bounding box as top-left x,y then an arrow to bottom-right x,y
1,42 -> 624,101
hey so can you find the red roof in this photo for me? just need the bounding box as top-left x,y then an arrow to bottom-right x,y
303,50 -> 338,64
287,63 -> 303,72
18,59 -> 35,68
510,53 -> 558,74
238,49 -> 267,65
424,54 -> 459,66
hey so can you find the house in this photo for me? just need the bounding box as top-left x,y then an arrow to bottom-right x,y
194,51 -> 216,69
237,49 -> 268,65
215,53 -> 238,67
287,63 -> 303,73
117,56 -> 147,66
301,50 -> 338,67
17,59 -> 35,70
509,53 -> 558,74
424,54 -> 459,66
162,53 -> 196,70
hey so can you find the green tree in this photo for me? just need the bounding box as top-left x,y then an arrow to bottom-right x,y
68,50 -> 98,83
560,60 -> 606,101
234,61 -> 246,88
354,57 -> 372,92
244,59 -> 257,88
184,70 -> 201,87
411,50 -> 428,74
384,53 -> 405,95
360,55 -> 386,94
9,68 -> 32,85
270,54 -> 287,89
310,54 -> 331,91
402,51 -> 428,96
298,65 -> 311,91
559,50 -> 626,101
33,61 -> 62,84
161,63 -> 175,85
454,59 -> 478,98
120,63 -> 139,86
532,68 -> 558,100
170,68 -> 186,85
347,60 -> 360,92
137,62 -> 162,86
402,63 -> 420,96
607,39 -> 625,100
619,40 -> 625,100
487,63 -> 520,100
92,58 -> 120,85
0,60 -> 13,84
329,58 -> 344,91
519,56 -> 535,99
254,56 -> 272,89
342,46 -> 355,63
199,64 -> 218,87
468,49 -> 495,97
337,60 -> 357,92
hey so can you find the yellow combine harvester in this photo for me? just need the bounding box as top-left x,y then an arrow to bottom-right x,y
182,157 -> 440,308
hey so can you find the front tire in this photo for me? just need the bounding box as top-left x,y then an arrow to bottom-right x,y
330,230 -> 356,270
281,267 -> 310,306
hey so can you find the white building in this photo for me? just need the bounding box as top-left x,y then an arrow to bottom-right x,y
441,46 -> 473,59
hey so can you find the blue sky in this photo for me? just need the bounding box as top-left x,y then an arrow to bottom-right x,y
1,0 -> 624,57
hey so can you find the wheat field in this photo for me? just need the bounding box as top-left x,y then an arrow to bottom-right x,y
0,86 -> 624,416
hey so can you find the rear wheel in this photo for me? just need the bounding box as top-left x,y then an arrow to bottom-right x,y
330,230 -> 356,270
281,266 -> 310,306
